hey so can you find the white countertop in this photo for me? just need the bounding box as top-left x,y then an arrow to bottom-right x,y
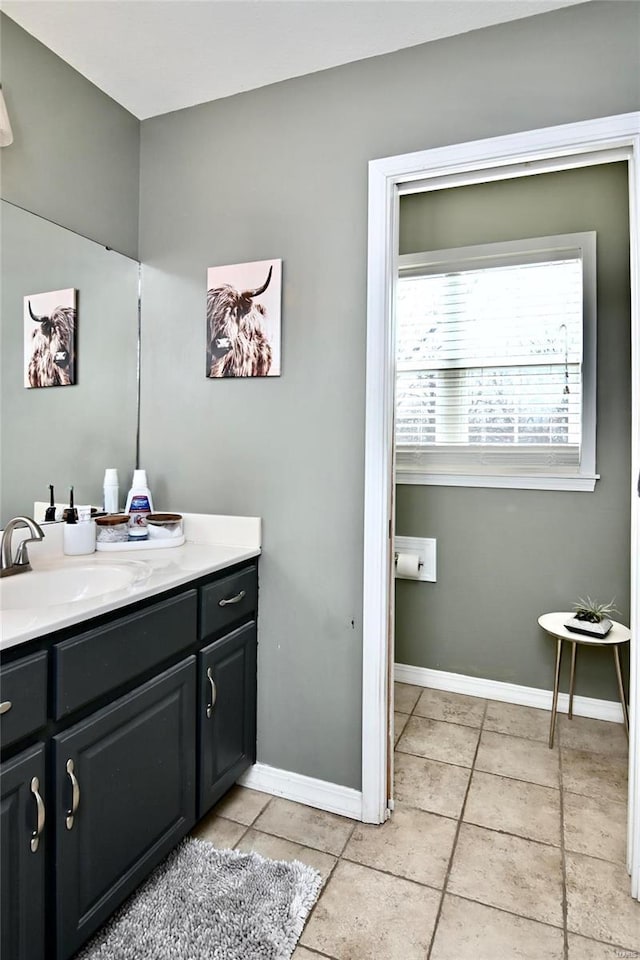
0,513 -> 261,651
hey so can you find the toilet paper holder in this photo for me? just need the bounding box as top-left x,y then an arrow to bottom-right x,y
393,536 -> 437,582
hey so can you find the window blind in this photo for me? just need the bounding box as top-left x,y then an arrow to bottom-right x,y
395,254 -> 584,476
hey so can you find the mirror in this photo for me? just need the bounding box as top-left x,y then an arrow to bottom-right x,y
1,201 -> 140,524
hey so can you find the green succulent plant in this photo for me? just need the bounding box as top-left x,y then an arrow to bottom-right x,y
572,596 -> 618,623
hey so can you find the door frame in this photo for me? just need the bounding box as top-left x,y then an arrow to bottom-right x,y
361,112 -> 640,894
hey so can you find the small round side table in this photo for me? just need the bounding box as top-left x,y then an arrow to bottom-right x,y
538,612 -> 630,749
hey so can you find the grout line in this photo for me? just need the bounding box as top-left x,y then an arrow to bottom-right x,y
557,730 -> 570,960
395,746 -> 474,772
231,820 -> 253,848
296,948 -> 338,959
426,698 -> 489,960
337,819 -> 359,857
338,854 -> 447,894
397,742 -> 564,793
242,793 -> 276,829
445,891 -> 565,934
560,845 -> 629,869
236,821 -> 349,861
385,798 -> 460,822
296,825 -> 355,935
459,818 -> 562,852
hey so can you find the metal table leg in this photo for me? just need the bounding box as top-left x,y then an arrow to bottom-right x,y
612,644 -> 630,738
549,636 -> 563,748
568,641 -> 577,720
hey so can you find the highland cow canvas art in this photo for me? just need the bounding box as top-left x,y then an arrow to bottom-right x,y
24,288 -> 77,388
206,259 -> 281,378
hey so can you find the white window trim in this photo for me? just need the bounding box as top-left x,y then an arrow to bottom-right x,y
395,232 -> 598,492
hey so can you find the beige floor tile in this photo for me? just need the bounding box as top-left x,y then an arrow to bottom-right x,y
567,933 -> 631,959
191,813 -> 247,849
394,681 -> 422,714
464,770 -> 561,846
300,860 -> 440,960
448,823 -> 563,927
566,852 -> 640,950
236,828 -> 336,882
563,791 -> 627,864
561,747 -> 628,803
431,895 -> 564,960
413,688 -> 485,728
558,714 -> 628,757
394,712 -> 410,745
212,785 -> 271,825
253,797 -> 354,856
475,730 -> 560,788
484,701 -> 551,743
394,752 -> 471,819
396,715 -> 479,767
343,803 -> 456,888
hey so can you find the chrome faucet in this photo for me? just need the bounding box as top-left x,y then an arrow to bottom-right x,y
1,517 -> 45,578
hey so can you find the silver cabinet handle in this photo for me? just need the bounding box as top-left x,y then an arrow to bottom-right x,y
206,667 -> 217,719
30,776 -> 45,853
0,701 -> 12,715
218,589 -> 245,607
65,759 -> 80,830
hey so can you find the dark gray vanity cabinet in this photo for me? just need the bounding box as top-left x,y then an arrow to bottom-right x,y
53,658 -> 196,960
0,557 -> 259,960
0,743 -> 46,960
198,621 -> 257,816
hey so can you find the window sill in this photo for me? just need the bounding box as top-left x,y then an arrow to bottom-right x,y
395,471 -> 599,492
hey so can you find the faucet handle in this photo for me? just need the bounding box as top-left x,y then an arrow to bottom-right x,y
14,537 -> 39,566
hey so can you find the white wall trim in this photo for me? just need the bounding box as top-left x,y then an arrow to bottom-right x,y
363,111 -> 640,871
394,662 -> 624,724
239,763 -> 363,821
626,126 -> 640,898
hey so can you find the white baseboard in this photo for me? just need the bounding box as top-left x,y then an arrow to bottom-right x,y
239,762 -> 363,821
394,663 -> 625,724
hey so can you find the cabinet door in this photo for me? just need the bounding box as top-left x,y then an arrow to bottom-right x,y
0,743 -> 46,960
53,658 -> 196,960
198,621 -> 257,817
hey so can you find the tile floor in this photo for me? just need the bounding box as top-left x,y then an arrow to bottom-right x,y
192,683 -> 637,960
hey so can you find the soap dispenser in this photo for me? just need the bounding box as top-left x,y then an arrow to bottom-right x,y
63,505 -> 96,556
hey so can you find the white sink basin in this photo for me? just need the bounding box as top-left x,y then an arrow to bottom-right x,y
0,562 -> 151,610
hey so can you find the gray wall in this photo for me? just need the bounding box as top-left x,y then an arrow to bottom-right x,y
0,202 -> 139,523
0,14 -> 140,259
139,2 -> 640,790
396,163 -> 631,702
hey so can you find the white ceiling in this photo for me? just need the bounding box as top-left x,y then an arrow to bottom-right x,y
4,0 -> 588,120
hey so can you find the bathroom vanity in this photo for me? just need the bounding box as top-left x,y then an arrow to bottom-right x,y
0,516 -> 260,960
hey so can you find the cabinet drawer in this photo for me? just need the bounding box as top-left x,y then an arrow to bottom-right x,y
199,566 -> 257,639
53,590 -> 197,719
0,651 -> 48,749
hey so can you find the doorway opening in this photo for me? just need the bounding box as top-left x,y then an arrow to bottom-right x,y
361,113 -> 640,898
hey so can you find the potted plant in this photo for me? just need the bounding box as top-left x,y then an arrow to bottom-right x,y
565,596 -> 618,638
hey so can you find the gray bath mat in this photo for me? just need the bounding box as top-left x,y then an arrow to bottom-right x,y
77,837 -> 323,960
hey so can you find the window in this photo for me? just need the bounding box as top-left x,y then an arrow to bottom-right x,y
395,233 -> 597,491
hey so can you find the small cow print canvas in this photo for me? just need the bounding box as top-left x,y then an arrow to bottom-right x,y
24,288 -> 77,388
206,259 -> 281,377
